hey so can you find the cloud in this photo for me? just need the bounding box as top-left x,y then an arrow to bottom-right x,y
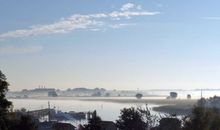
109,23 -> 136,29
109,11 -> 159,19
0,45 -> 43,55
137,5 -> 142,10
0,16 -> 97,40
0,3 -> 159,40
120,3 -> 142,11
121,3 -> 135,11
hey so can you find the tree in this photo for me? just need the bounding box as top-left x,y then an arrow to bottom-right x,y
135,93 -> 143,99
116,107 -> 147,130
169,92 -> 178,99
0,71 -> 12,113
0,70 -> 38,130
138,105 -> 158,129
7,114 -> 38,130
84,110 -> 102,130
0,70 -> 12,130
182,106 -> 220,130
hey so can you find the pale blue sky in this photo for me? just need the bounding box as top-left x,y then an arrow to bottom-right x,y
1,0 -> 220,90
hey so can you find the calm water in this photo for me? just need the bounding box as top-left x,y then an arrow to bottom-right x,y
9,98 -> 159,122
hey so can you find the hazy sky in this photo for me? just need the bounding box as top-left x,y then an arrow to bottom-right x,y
1,0 -> 220,91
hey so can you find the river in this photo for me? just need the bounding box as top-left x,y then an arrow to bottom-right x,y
9,97 -> 160,122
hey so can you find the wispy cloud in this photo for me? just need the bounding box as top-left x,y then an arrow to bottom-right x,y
109,23 -> 136,29
0,3 -> 159,40
0,45 -> 43,55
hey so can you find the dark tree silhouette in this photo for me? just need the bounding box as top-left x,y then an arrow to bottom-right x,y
0,70 -> 38,130
7,114 -> 38,130
0,70 -> 12,130
0,71 -> 12,112
135,93 -> 143,99
183,106 -> 220,130
116,107 -> 147,130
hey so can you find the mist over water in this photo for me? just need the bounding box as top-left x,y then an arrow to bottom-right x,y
144,90 -> 220,99
10,98 -> 159,121
9,90 -> 220,121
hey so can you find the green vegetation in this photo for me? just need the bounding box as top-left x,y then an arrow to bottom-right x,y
183,107 -> 220,130
0,70 -> 38,130
115,104 -> 163,130
115,104 -> 220,130
116,107 -> 147,130
0,70 -> 12,130
135,93 -> 143,99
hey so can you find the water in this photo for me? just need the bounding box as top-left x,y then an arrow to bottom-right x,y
9,98 -> 159,122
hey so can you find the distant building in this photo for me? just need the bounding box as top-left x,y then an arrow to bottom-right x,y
39,121 -> 76,130
77,121 -> 117,130
100,121 -> 117,130
69,111 -> 86,120
53,122 -> 76,130
38,121 -> 56,130
33,88 -> 56,93
159,118 -> 181,130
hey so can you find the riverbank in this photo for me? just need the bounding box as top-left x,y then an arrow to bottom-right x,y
153,104 -> 193,115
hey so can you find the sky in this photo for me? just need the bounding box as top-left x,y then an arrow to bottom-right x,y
1,0 -> 220,91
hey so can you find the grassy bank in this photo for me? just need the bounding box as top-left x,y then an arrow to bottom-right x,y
153,104 -> 193,115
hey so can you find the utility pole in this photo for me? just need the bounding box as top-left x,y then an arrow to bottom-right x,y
201,89 -> 203,99
48,101 -> 51,122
